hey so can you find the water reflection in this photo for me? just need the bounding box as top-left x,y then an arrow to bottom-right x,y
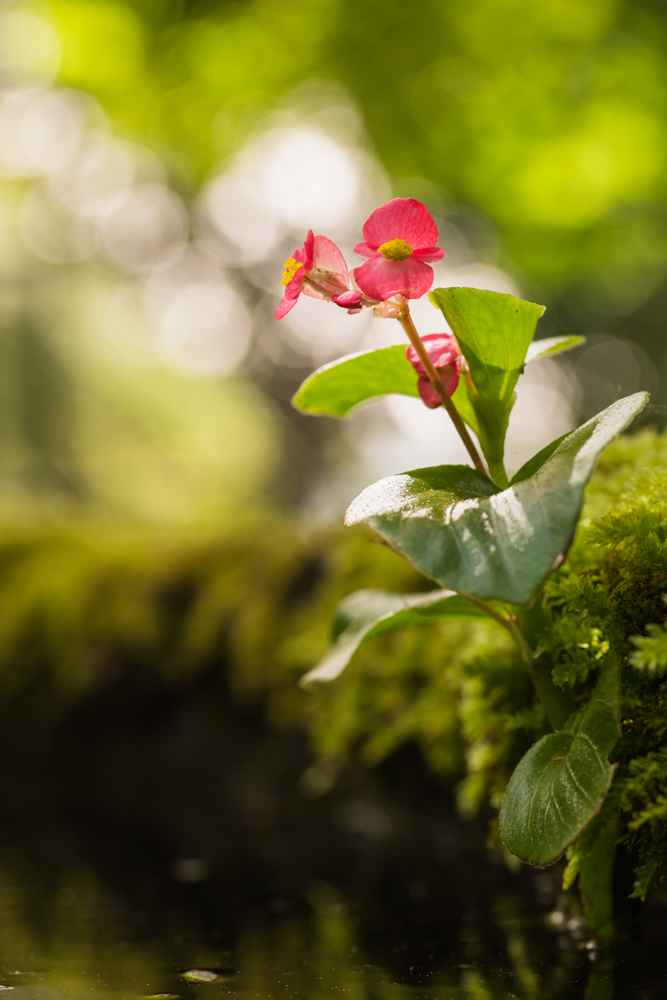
0,857 -> 649,1000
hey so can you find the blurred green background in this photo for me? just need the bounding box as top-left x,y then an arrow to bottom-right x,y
0,0 -> 665,957
0,0 -> 665,525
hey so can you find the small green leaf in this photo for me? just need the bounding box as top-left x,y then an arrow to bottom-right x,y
525,335 -> 585,364
499,653 -> 620,868
292,346 -> 418,419
345,393 -> 648,605
301,588 -> 491,686
429,287 -> 545,484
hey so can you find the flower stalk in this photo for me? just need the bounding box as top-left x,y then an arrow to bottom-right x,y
397,304 -> 489,477
463,594 -> 575,731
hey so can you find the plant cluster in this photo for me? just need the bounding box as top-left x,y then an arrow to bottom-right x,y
284,196 -> 661,943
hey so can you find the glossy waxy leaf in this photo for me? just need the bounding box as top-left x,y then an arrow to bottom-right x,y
429,287 -> 545,483
525,335 -> 584,364
292,346 -> 418,418
499,653 -> 621,867
301,588 -> 492,686
345,393 -> 648,605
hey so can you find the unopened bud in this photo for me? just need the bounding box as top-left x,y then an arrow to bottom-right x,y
406,332 -> 461,407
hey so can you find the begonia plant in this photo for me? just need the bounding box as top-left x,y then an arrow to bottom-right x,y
282,197 -> 649,945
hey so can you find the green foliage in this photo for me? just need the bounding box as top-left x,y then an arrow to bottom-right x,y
0,426 -> 666,907
292,326 -> 584,427
630,618 -> 667,675
455,647 -> 543,817
48,0 -> 667,316
535,574 -> 610,689
429,288 -> 545,485
292,272 -> 646,942
301,588 -> 491,686
506,440 -> 667,894
499,654 -> 620,867
295,428 -> 667,902
579,815 -> 618,945
616,748 -> 667,899
292,347 -> 419,419
344,394 -> 647,605
524,335 -> 585,363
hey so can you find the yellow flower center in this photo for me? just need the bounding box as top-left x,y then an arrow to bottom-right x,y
281,257 -> 302,285
377,238 -> 413,261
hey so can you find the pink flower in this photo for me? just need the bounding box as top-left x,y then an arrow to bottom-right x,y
352,198 -> 444,302
276,230 -> 350,319
406,333 -> 461,409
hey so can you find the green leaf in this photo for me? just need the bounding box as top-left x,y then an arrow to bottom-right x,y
429,287 -> 545,485
301,588 -> 491,686
345,393 -> 648,606
630,618 -> 667,675
292,346 -> 418,419
525,335 -> 585,364
499,653 -> 621,867
290,329 -> 575,423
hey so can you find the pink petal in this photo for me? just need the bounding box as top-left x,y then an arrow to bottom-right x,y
439,361 -> 460,396
412,246 -> 444,263
333,290 -> 363,308
417,375 -> 443,409
302,230 -> 315,269
312,235 -> 348,282
308,235 -> 350,295
301,284 -> 328,301
362,198 -> 439,251
406,333 -> 461,374
275,268 -> 305,320
353,241 -> 379,259
416,362 -> 460,408
353,256 -> 434,301
276,296 -> 298,319
285,269 -> 306,297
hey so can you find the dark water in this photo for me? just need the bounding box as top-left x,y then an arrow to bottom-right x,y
0,660 -> 665,1000
0,860 -> 663,1000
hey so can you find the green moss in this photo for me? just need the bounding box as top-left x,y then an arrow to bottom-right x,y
0,426 -> 666,901
301,428 -> 667,897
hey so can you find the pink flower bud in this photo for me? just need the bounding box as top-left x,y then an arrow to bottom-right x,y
406,332 -> 461,408
332,290 -> 364,313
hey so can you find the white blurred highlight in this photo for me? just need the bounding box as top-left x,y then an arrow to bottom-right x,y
49,135 -> 137,215
262,129 -> 360,230
205,171 -> 286,264
203,126 -> 383,264
505,358 -> 578,476
99,184 -> 188,272
0,89 -> 82,176
281,293 -> 374,365
159,282 -> 251,376
143,258 -> 251,376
